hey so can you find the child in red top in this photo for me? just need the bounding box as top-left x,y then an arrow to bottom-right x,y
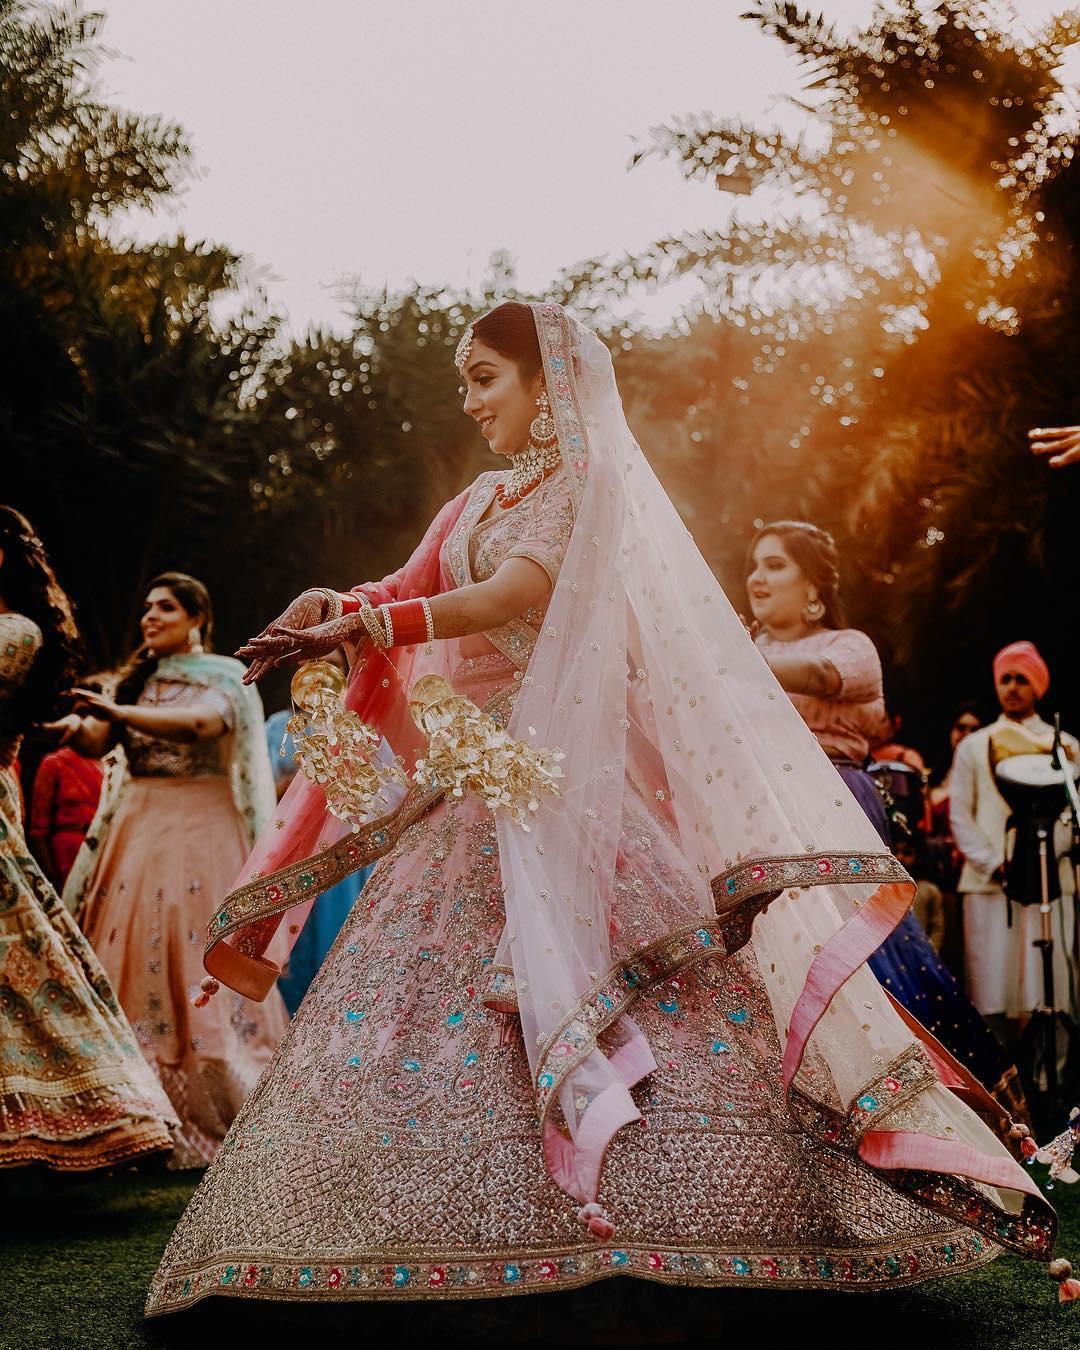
29,745 -> 103,888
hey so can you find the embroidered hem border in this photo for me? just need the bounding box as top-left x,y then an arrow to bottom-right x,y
532,850 -> 905,1125
527,848 -> 1055,1262
145,1227 -> 998,1316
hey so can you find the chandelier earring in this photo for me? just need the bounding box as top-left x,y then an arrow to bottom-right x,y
187,625 -> 205,654
529,387 -> 558,450
802,591 -> 825,624
496,386 -> 563,509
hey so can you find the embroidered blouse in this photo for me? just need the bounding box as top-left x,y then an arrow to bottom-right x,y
0,612 -> 43,768
124,678 -> 235,779
755,627 -> 887,765
442,469 -> 576,666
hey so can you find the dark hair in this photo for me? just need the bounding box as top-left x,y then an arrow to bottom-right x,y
0,505 -> 82,730
745,520 -> 845,628
115,571 -> 214,707
471,302 -> 542,381
950,700 -> 982,729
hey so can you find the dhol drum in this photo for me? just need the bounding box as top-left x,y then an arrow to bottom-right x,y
993,753 -> 1078,904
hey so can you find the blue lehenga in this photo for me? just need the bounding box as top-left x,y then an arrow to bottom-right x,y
836,762 -> 1024,1113
265,709 -> 373,1016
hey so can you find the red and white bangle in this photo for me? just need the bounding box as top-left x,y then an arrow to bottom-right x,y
375,598 -> 431,648
339,591 -> 363,616
420,596 -> 435,644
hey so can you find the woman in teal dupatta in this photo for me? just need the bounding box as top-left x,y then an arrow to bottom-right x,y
55,572 -> 288,1167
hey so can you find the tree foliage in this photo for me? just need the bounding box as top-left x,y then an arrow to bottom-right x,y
566,1 -> 1080,751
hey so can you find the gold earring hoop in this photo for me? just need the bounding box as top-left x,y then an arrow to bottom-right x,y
802,593 -> 825,624
529,387 -> 558,449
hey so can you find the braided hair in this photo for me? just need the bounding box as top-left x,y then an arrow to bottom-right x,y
0,506 -> 83,731
745,520 -> 845,629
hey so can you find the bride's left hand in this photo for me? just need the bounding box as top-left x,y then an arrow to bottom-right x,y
267,613 -> 368,664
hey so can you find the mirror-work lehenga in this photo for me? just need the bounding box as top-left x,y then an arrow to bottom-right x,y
146,305 -> 1055,1316
0,613 -> 178,1170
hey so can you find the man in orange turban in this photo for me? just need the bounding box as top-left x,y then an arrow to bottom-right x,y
949,640 -> 1078,1038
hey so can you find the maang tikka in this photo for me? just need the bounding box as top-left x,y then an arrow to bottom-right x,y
454,324 -> 475,372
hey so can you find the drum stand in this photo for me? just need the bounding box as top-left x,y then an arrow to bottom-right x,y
1016,737 -> 1080,1110
1018,826 -> 1064,1104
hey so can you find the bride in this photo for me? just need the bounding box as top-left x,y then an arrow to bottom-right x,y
147,302 -> 1058,1316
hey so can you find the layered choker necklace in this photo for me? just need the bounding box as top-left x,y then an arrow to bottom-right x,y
496,441 -> 563,508
495,389 -> 562,508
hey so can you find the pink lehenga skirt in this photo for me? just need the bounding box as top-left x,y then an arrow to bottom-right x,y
146,781 -> 997,1317
79,776 -> 289,1169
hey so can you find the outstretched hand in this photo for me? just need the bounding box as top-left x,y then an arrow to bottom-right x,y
1029,425 -> 1080,469
237,589 -> 334,684
255,613 -> 370,673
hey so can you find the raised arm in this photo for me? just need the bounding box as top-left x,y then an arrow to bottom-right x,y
238,488 -> 471,683
50,688 -> 228,748
764,651 -> 842,698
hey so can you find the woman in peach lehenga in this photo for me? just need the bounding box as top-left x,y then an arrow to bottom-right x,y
147,304 -> 1061,1319
58,572 -> 288,1168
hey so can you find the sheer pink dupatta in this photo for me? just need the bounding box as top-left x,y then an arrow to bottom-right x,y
204,490 -> 470,1000
495,304 -> 1052,1253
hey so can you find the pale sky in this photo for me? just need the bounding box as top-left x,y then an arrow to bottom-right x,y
96,0 -> 1068,335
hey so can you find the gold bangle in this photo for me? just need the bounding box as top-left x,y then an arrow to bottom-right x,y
380,604 -> 395,648
420,597 -> 435,644
359,598 -> 389,649
315,587 -> 343,623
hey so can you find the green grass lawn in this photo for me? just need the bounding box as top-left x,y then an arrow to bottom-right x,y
1,1160 -> 1077,1350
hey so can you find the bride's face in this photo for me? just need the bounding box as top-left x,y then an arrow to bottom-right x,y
461,338 -> 541,458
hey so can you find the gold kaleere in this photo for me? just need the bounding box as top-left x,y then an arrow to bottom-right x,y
409,675 -> 565,830
288,660 -> 408,830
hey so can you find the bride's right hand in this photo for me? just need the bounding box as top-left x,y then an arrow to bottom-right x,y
236,589 -> 333,684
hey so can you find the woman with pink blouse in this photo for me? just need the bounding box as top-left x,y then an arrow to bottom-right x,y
747,520 -> 1023,1115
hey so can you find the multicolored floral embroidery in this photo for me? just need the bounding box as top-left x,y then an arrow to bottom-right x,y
149,1225 -> 999,1312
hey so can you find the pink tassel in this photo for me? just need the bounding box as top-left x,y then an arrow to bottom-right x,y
1021,1136 -> 1039,1159
1049,1258 -> 1080,1303
577,1202 -> 616,1241
191,976 -> 220,1009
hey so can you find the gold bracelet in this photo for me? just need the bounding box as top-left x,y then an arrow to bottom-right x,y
380,604 -> 395,648
359,598 -> 389,649
420,596 -> 435,644
315,587 -> 343,623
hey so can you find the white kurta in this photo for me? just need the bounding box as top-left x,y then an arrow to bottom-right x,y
949,714 -> 1079,1017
